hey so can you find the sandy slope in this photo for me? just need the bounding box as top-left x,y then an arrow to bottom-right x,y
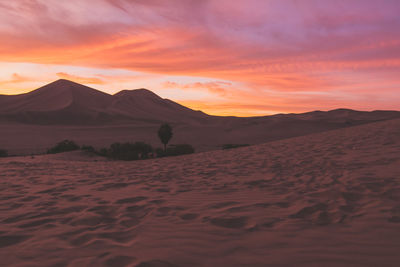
0,119 -> 399,266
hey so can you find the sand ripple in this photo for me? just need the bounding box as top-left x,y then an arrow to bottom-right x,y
0,119 -> 400,266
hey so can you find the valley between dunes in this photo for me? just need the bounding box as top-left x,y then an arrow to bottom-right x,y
0,118 -> 399,266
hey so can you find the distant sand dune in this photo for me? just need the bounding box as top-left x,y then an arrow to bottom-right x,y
1,80 -> 399,155
0,118 -> 399,266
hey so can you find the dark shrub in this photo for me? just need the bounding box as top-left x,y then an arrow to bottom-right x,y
107,142 -> 153,161
98,148 -> 109,157
0,149 -> 8,157
47,140 -> 80,154
166,144 -> 195,156
155,147 -> 166,157
132,142 -> 153,158
222,144 -> 250,150
81,145 -> 95,153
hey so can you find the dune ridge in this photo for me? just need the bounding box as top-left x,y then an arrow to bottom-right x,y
0,118 -> 399,266
1,79 -> 399,155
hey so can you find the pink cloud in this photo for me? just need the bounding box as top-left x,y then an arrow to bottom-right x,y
0,0 -> 399,114
163,81 -> 231,97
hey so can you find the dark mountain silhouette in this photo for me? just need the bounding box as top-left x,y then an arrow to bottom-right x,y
0,79 -> 208,124
1,79 -> 399,126
0,79 -> 399,154
109,88 -> 208,123
0,80 -> 113,124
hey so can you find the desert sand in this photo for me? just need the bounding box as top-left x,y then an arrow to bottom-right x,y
0,118 -> 399,266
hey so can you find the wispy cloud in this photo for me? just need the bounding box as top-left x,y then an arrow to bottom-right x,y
163,81 -> 232,97
0,73 -> 32,84
56,72 -> 105,85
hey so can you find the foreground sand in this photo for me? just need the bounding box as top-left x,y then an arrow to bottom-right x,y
1,119 -> 399,266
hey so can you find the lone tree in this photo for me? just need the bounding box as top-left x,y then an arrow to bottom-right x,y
158,123 -> 173,152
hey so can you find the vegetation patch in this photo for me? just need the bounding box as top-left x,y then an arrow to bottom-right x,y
44,124 -> 194,160
167,144 -> 195,156
100,142 -> 153,161
222,144 -> 250,150
81,145 -> 95,153
0,149 -> 8,157
47,140 -> 80,154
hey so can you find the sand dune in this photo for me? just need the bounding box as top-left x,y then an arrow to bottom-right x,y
109,89 -> 207,123
0,80 -> 113,124
0,119 -> 399,266
1,80 -> 399,155
0,79 -> 208,125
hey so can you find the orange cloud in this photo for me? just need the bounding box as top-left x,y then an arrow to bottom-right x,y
0,73 -> 33,86
56,72 -> 105,85
0,0 -> 399,115
1,26 -> 399,95
163,81 -> 231,96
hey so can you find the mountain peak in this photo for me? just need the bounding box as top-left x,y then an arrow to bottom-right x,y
34,79 -> 112,101
35,79 -> 100,94
114,88 -> 163,100
53,78 -> 73,83
48,79 -> 82,87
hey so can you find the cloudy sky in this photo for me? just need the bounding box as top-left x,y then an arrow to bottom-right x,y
0,0 -> 399,116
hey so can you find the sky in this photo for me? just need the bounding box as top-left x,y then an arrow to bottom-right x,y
0,0 -> 399,116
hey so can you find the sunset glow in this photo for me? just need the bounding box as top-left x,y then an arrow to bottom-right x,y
0,0 -> 399,115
